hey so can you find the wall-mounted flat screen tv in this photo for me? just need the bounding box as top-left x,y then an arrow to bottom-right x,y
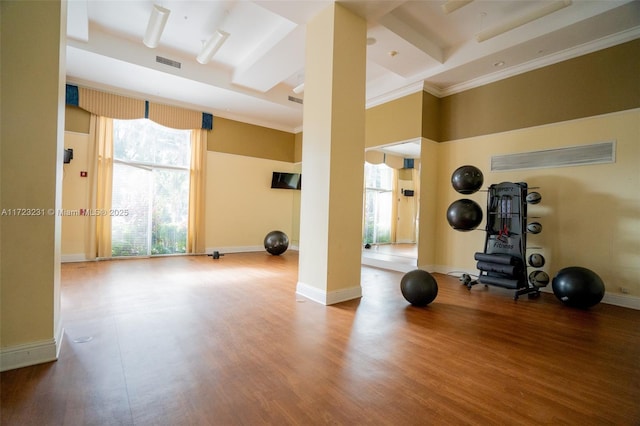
271,172 -> 301,190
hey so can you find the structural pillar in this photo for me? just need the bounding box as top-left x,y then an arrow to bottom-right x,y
296,4 -> 366,305
1,0 -> 66,371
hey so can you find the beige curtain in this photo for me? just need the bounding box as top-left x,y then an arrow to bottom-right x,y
391,168 -> 398,242
79,87 -> 145,119
188,129 -> 207,253
365,150 -> 385,165
384,153 -> 405,169
149,103 -> 203,130
86,115 -> 114,259
77,86 -> 205,129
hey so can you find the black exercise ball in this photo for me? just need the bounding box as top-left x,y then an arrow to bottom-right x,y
400,269 -> 438,306
264,230 -> 289,255
552,266 -> 605,309
451,165 -> 484,194
446,199 -> 483,231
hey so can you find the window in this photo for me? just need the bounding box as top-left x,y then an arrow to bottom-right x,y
111,119 -> 191,256
363,162 -> 395,244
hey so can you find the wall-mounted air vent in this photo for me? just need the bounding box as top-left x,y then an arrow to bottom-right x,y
288,96 -> 303,104
156,56 -> 181,69
491,141 -> 615,172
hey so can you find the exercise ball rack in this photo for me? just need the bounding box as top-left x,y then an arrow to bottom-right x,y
466,181 -> 544,300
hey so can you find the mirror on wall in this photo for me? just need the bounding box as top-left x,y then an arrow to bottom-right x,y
362,140 -> 420,272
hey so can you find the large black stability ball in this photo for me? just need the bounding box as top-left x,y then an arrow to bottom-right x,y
451,165 -> 484,194
264,230 -> 289,256
552,266 -> 605,309
446,199 -> 483,231
400,269 -> 438,306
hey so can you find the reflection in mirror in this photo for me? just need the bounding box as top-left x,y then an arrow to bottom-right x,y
362,139 -> 420,272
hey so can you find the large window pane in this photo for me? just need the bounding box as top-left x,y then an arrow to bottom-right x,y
112,163 -> 152,257
113,119 -> 190,167
112,119 -> 190,257
151,168 -> 189,255
363,162 -> 394,244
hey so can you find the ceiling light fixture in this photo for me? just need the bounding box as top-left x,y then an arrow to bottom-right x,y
143,4 -> 171,48
476,0 -> 572,43
197,30 -> 230,64
442,0 -> 474,15
292,83 -> 305,94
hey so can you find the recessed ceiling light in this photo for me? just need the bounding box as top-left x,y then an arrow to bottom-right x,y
367,37 -> 377,46
494,60 -> 505,67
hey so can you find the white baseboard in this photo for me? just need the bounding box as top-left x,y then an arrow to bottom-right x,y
1,328 -> 64,372
205,245 -> 264,255
205,245 -> 299,256
61,253 -> 88,263
435,265 -> 640,311
296,281 -> 362,305
600,292 -> 640,310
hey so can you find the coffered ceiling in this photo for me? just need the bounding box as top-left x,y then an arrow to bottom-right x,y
66,0 -> 640,135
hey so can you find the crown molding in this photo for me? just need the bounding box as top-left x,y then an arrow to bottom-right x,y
439,28 -> 640,97
365,81 -> 426,109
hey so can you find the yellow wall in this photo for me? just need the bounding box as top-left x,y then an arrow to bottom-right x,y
294,132 -> 303,164
396,168 -> 418,243
417,138 -> 441,268
65,106 -> 91,134
440,39 -> 640,141
61,132 -> 91,259
365,92 -> 423,148
208,117 -> 295,162
428,110 -> 640,297
421,91 -> 441,142
205,151 -> 298,250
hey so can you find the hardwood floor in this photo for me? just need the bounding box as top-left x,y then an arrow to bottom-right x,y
2,252 -> 639,425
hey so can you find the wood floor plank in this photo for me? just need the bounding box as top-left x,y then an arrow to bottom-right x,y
1,252 -> 639,425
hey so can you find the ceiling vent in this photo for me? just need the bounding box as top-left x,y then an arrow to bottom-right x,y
156,56 -> 181,69
288,96 -> 303,105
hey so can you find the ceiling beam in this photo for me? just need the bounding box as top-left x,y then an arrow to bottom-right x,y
477,0 -> 573,43
379,12 -> 444,64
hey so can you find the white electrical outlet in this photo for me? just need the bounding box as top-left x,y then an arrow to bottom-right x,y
620,287 -> 629,294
